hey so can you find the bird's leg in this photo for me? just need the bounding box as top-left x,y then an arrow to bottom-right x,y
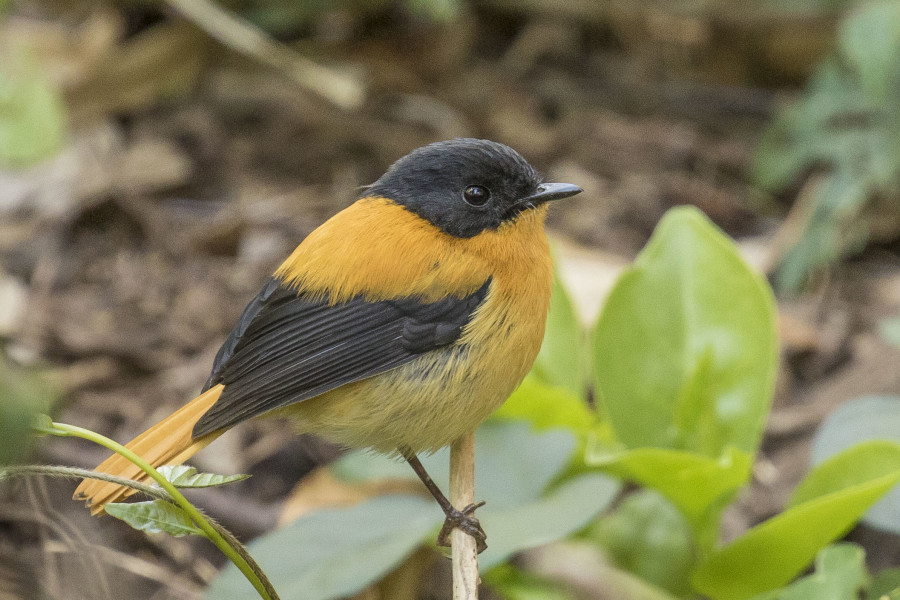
401,447 -> 487,553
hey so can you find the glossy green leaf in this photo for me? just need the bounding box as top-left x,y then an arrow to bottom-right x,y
495,375 -> 596,434
155,465 -> 250,488
533,271 -> 588,397
810,396 -> 900,532
586,490 -> 694,596
748,544 -> 866,600
333,421 -> 576,509
0,54 -> 67,166
588,445 -> 751,544
205,495 -> 441,600
691,471 -> 900,600
592,207 -> 778,456
479,473 -> 620,570
104,500 -> 203,537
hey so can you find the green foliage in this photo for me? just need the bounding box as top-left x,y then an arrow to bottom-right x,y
485,565 -> 577,600
878,316 -> 900,348
105,500 -> 205,537
206,495 -> 439,600
0,359 -> 58,464
0,52 -> 67,167
589,446 -> 752,546
532,271 -> 589,397
155,465 -> 251,488
585,490 -> 694,596
747,544 -> 866,600
691,466 -> 900,599
592,207 -> 778,456
811,396 -> 900,533
753,0 -> 900,291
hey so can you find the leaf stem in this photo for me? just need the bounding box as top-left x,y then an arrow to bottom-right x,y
40,420 -> 279,600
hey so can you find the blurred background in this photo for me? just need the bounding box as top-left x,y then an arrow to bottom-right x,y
1,0 -> 900,598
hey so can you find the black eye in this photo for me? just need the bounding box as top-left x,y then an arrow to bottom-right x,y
463,185 -> 490,206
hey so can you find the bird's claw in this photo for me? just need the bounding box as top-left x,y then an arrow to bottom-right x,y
437,501 -> 487,554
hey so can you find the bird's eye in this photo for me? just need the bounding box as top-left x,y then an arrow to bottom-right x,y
463,185 -> 490,207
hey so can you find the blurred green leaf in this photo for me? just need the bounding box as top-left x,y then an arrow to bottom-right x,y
790,440 -> 900,508
485,564 -> 577,600
691,470 -> 900,600
810,396 -> 900,532
752,0 -> 900,292
533,271 -> 587,397
479,473 -> 620,570
333,421 -> 576,509
155,465 -> 250,488
773,172 -> 869,292
206,495 -> 440,600
878,317 -> 900,348
0,359 -> 59,463
104,500 -> 204,537
586,490 -> 694,597
839,1 -> 900,100
0,53 -> 67,167
587,445 -> 751,546
869,567 -> 900,600
592,206 -> 778,456
495,376 -> 596,434
748,544 -> 866,600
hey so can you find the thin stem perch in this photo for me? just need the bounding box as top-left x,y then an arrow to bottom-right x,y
450,433 -> 479,600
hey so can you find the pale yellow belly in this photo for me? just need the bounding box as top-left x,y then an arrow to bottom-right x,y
284,305 -> 545,454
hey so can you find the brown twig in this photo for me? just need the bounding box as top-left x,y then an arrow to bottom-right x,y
450,434 -> 479,600
163,0 -> 364,109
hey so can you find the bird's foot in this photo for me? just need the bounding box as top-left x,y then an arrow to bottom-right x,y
437,501 -> 487,554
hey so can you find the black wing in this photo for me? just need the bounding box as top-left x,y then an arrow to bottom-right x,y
192,277 -> 491,437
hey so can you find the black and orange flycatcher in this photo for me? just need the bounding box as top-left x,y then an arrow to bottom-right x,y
74,138 -> 582,551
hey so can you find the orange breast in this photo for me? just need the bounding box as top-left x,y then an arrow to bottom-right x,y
276,197 -> 554,452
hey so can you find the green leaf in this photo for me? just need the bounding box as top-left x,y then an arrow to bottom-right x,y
774,172 -> 870,293
586,490 -> 694,596
810,396 -> 900,532
204,495 -> 442,600
533,271 -> 587,397
155,465 -> 250,488
592,207 -> 778,456
748,544 -> 866,600
495,375 -> 596,434
479,473 -> 621,570
0,359 -> 59,461
104,500 -> 204,537
691,471 -> 900,600
838,0 -> 900,101
0,53 -> 67,167
878,317 -> 900,349
790,440 -> 900,508
485,564 -> 577,600
869,567 -> 900,600
333,421 -> 577,509
587,445 -> 752,545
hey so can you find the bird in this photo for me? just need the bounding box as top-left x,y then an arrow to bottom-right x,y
73,138 -> 582,552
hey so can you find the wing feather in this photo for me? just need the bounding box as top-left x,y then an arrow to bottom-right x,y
192,276 -> 491,437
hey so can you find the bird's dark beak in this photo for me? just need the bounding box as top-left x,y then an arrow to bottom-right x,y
519,182 -> 583,206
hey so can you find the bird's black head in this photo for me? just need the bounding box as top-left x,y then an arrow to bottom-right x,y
365,138 -> 582,238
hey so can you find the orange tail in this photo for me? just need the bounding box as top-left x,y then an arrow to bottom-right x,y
74,384 -> 225,515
